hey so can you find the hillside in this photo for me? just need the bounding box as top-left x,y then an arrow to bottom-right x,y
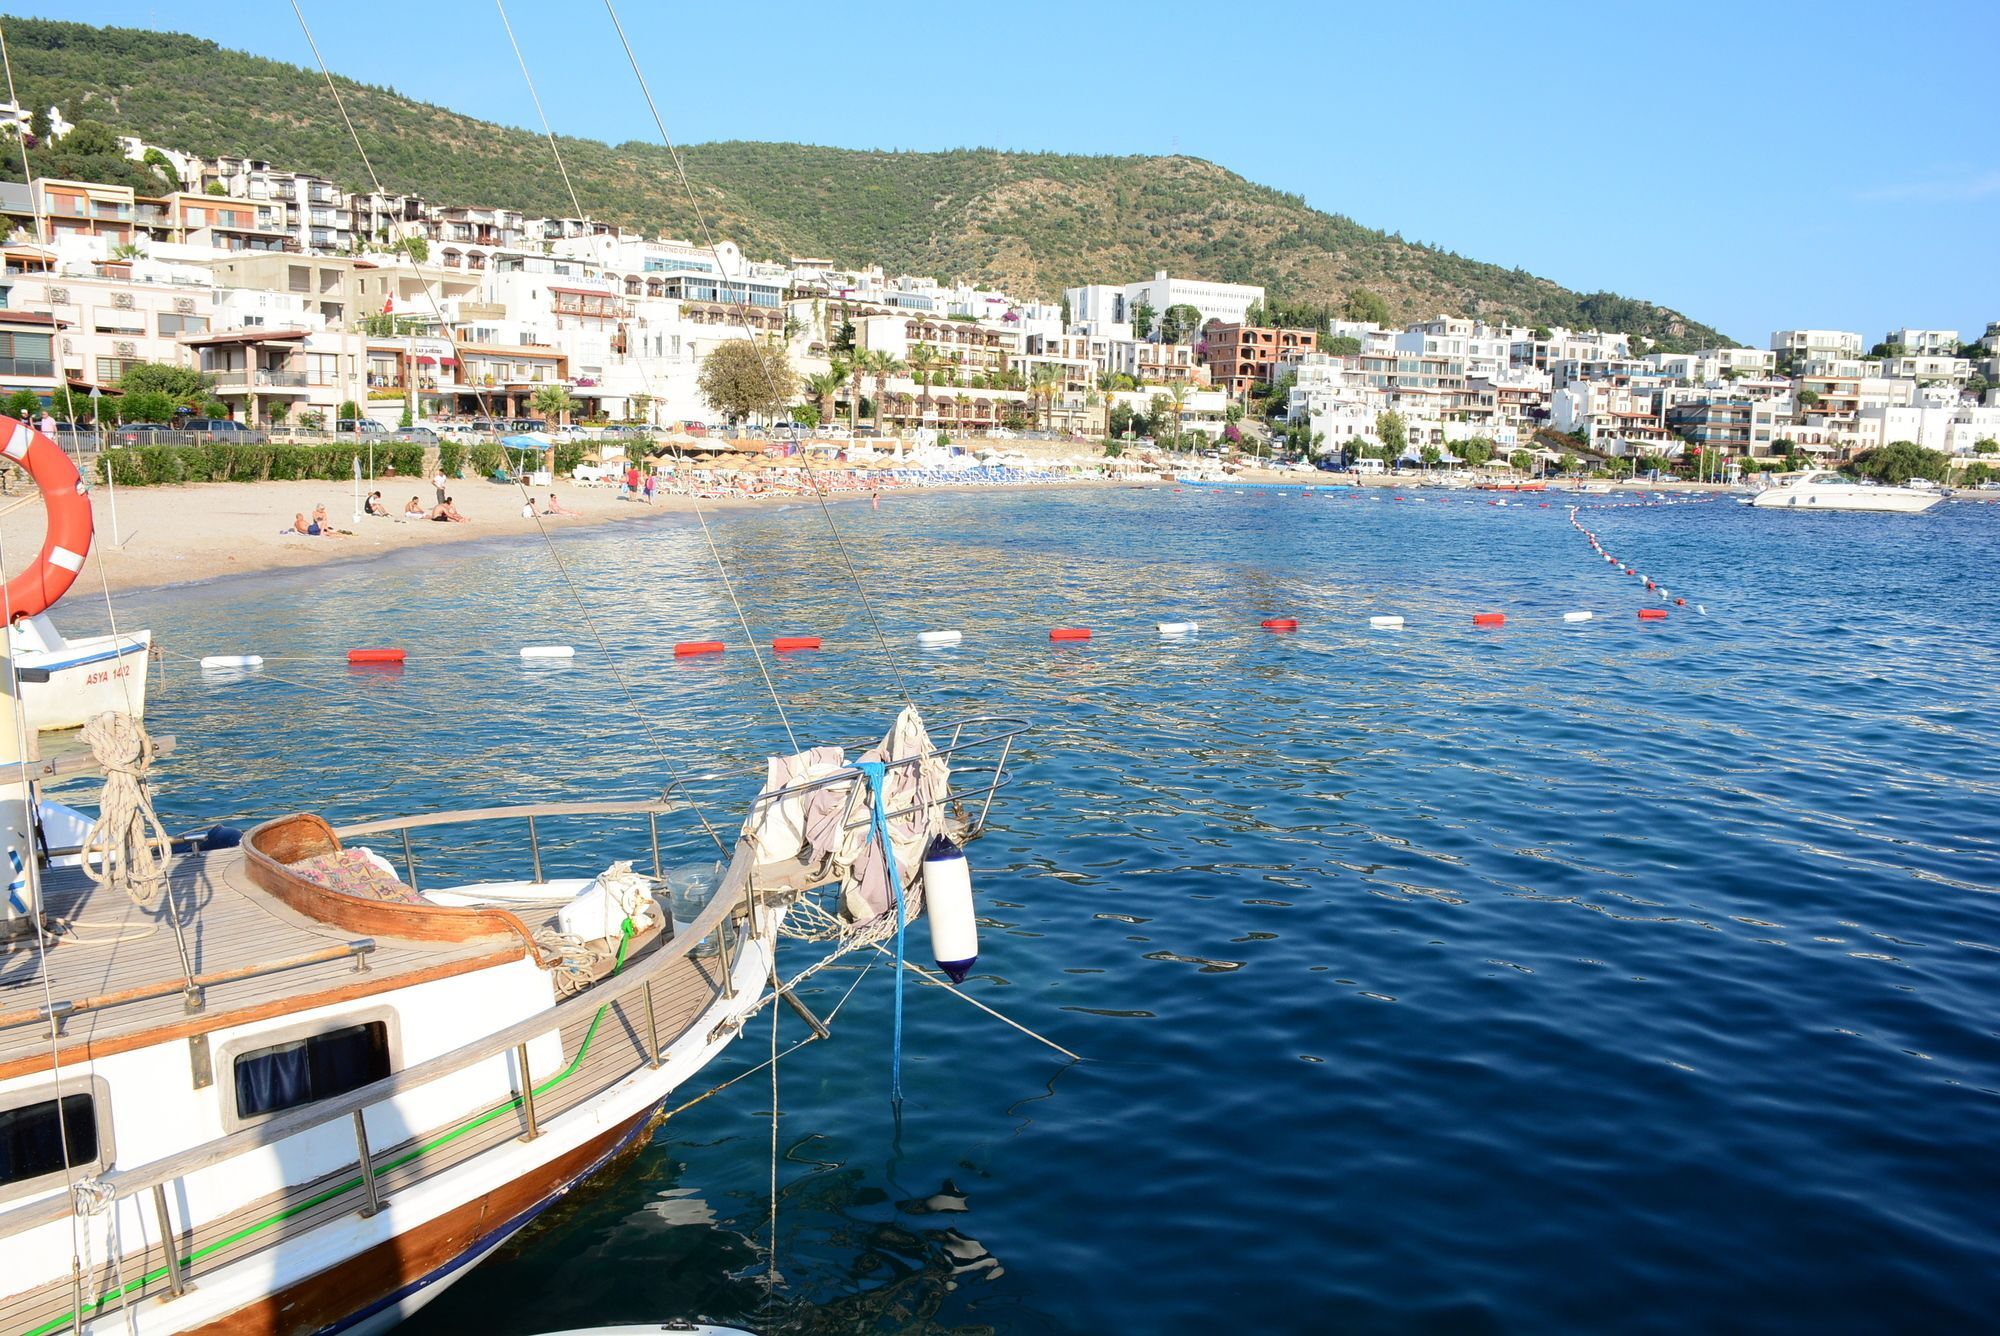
0,17 -> 1733,349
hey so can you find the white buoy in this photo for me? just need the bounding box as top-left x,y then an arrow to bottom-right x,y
1562,611 -> 1594,623
520,645 -> 575,659
916,630 -> 963,647
1368,615 -> 1405,629
922,835 -> 978,984
1157,620 -> 1199,635
200,655 -> 262,669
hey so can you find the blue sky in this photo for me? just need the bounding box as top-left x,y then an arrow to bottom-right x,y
14,0 -> 1998,346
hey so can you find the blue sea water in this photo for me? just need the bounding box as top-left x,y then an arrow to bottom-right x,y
98,485 -> 2000,1333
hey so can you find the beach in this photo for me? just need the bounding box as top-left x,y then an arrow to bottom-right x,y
0,464 -> 1126,597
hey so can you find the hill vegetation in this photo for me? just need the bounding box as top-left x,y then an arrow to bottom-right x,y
0,18 -> 1732,349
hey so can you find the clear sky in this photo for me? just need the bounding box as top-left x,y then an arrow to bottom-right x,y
11,0 -> 1998,346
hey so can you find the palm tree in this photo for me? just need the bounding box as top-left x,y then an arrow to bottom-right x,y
1029,365 -> 1063,433
906,343 -> 940,420
871,354 -> 905,431
532,384 -> 577,428
850,350 -> 894,432
1165,381 -> 1192,451
805,370 -> 846,428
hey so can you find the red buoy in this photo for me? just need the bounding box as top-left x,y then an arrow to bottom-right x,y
1260,618 -> 1300,631
1674,598 -> 1686,606
1049,628 -> 1092,641
674,641 -> 726,656
1637,608 -> 1668,621
1472,612 -> 1506,627
346,648 -> 405,664
772,636 -> 821,651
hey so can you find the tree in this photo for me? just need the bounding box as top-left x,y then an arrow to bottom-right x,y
1,389 -> 41,419
1059,294 -> 1071,328
531,384 -> 576,426
1324,335 -> 1362,356
1974,438 -> 1997,455
1159,304 -> 1203,344
1130,301 -> 1156,340
27,106 -> 49,145
117,362 -> 211,403
1243,301 -> 1266,328
1165,382 -> 1192,449
1531,325 -> 1552,341
1558,452 -> 1578,475
1851,440 -> 1948,485
1030,364 -> 1064,432
1375,409 -> 1407,459
804,369 -> 846,428
1344,289 -> 1390,325
1508,449 -> 1533,473
905,343 -> 941,418
204,181 -> 228,196
399,236 -> 430,263
696,340 -> 795,424
1460,438 -> 1494,468
114,390 -> 176,424
1796,389 -> 1821,407
1419,444 -> 1441,472
852,349 -> 899,430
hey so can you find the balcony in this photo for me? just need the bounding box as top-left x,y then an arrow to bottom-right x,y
211,369 -> 310,389
0,357 -> 55,377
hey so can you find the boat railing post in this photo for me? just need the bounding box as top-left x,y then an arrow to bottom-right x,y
515,1043 -> 541,1140
647,810 -> 663,881
715,883 -> 738,1001
526,814 -> 544,884
399,827 -> 419,892
642,980 -> 662,1068
351,1111 -> 382,1217
976,735 -> 1015,834
151,1183 -> 188,1297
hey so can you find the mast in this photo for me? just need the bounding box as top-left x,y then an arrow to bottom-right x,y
0,630 -> 39,933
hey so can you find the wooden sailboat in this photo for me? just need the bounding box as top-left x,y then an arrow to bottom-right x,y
0,414 -> 1025,1333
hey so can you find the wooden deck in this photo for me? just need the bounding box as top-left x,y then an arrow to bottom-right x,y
0,849 -> 527,1081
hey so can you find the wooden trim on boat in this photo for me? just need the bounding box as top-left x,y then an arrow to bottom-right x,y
0,946 -> 525,1083
243,813 -> 543,951
176,1105 -> 651,1336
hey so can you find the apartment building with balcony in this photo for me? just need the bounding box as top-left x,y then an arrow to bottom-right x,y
207,254 -> 411,330
1771,328 -> 1864,365
1552,378 -> 1672,453
1883,327 -> 1959,357
1879,353 -> 1972,385
28,262 -> 215,389
1202,324 -> 1318,396
183,325 -> 365,426
1510,327 -> 1632,372
1663,394 -> 1782,457
1119,271 -> 1264,329
0,310 -> 64,405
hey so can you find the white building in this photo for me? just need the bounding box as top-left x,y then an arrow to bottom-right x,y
1771,328 -> 1864,361
1114,271 -> 1264,331
1883,327 -> 1959,357
1878,353 -> 1971,386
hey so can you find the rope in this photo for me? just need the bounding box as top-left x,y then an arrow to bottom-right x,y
599,0 -> 918,717
78,713 -> 174,910
854,759 -> 907,1103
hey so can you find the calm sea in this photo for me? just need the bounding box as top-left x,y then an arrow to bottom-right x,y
101,484 -> 2000,1333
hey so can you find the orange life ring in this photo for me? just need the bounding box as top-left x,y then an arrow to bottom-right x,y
0,418 -> 93,619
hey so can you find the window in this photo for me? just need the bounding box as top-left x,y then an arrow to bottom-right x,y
158,313 -> 209,336
1,1080 -> 112,1201
233,1020 -> 390,1120
288,265 -> 311,294
95,357 -> 143,384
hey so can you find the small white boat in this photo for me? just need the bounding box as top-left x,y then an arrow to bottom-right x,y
1748,471 -> 1942,514
9,612 -> 152,731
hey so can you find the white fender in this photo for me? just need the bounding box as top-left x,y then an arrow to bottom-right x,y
923,835 -> 978,984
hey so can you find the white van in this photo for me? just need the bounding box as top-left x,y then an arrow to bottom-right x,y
1351,458 -> 1386,475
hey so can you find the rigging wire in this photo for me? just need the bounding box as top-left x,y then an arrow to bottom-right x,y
0,22 -> 48,248
598,0 -> 918,715
497,0 -> 799,753
287,0 -> 736,852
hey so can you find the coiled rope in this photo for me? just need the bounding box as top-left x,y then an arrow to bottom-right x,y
78,712 -> 173,910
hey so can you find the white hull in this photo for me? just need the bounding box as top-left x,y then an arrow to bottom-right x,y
15,629 -> 152,731
1750,485 -> 1941,514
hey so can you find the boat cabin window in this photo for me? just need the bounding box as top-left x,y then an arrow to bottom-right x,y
233,1021 -> 392,1120
0,1080 -> 113,1202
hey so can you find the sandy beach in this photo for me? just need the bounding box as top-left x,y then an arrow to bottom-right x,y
0,463 -> 1134,600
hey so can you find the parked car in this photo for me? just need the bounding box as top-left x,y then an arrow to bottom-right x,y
182,418 -> 268,443
109,422 -> 176,447
391,425 -> 440,444
335,418 -> 388,435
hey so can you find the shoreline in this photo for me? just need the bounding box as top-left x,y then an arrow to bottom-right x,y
5,473 -> 1132,609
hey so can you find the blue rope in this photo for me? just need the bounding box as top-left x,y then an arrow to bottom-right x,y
856,759 -> 906,1103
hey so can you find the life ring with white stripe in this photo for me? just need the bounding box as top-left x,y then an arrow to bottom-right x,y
0,418 -> 92,619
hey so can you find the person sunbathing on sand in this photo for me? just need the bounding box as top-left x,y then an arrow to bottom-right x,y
430,497 -> 469,523
403,496 -> 427,520
544,492 -> 582,516
310,504 -> 351,538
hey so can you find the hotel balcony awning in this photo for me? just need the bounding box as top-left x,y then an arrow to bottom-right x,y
180,327 -> 312,347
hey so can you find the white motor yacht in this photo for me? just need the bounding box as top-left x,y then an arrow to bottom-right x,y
1748,471 -> 1942,514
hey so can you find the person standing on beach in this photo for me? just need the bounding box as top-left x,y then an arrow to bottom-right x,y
643,470 -> 657,505
38,410 -> 56,437
433,468 -> 448,505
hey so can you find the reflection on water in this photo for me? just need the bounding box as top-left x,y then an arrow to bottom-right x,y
104,488 -> 2000,1332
